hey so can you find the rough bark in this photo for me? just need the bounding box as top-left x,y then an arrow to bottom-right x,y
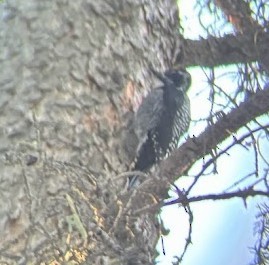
0,0 -> 183,264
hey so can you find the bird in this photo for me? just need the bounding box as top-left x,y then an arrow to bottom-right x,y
128,69 -> 191,189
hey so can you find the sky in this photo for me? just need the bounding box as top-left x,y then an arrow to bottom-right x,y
156,1 -> 269,264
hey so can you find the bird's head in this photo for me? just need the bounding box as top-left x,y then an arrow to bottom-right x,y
164,69 -> 191,93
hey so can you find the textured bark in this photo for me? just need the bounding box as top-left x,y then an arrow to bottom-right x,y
0,0 -> 183,264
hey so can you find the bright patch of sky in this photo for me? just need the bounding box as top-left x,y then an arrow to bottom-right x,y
178,0 -> 234,39
157,1 -> 269,264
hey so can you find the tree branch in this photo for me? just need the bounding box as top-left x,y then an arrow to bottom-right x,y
181,32 -> 269,70
158,86 -> 269,180
214,0 -> 260,34
165,187 -> 268,206
134,87 -> 269,199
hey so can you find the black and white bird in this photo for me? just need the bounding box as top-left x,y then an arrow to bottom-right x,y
128,69 -> 191,189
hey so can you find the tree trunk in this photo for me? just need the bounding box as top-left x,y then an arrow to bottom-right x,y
0,0 -> 183,264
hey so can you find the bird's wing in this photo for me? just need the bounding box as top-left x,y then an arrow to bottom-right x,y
134,87 -> 164,140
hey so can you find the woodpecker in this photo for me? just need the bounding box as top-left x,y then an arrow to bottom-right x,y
128,69 -> 191,189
